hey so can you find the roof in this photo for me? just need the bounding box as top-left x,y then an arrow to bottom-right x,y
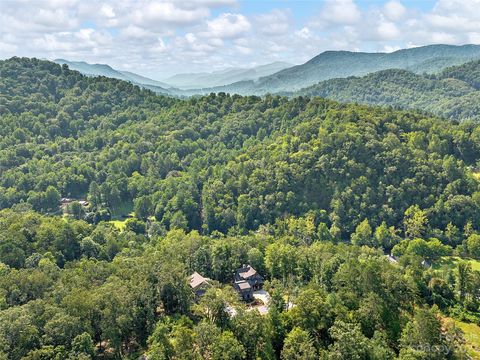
235,280 -> 251,291
189,272 -> 209,289
237,265 -> 258,279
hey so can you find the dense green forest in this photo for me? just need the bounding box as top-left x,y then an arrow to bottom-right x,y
293,60 -> 480,122
190,44 -> 480,95
3,57 -> 480,236
1,57 -> 480,359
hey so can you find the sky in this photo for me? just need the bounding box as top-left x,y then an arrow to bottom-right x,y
1,0 -> 480,79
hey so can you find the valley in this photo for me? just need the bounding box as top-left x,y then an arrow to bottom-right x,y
1,56 -> 479,359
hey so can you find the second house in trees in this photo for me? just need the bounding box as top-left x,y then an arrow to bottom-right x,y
233,265 -> 263,302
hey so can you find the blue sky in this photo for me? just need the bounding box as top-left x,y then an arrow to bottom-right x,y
1,0 -> 478,79
239,0 -> 435,19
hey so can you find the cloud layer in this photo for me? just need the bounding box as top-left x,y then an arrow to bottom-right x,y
1,0 -> 479,78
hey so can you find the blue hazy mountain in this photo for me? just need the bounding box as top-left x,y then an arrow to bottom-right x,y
163,61 -> 292,89
202,44 -> 480,95
54,59 -> 172,94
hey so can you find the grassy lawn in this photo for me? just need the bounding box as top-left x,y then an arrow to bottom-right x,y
432,256 -> 480,272
109,200 -> 134,231
444,317 -> 480,359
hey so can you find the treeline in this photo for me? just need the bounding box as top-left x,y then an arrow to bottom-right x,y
2,58 -> 480,248
1,57 -> 480,359
293,60 -> 480,122
439,60 -> 480,90
1,208 -> 479,359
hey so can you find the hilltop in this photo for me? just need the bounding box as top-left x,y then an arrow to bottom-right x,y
54,59 -> 172,94
292,60 -> 480,121
203,44 -> 480,95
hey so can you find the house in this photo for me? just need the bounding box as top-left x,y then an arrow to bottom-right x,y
233,280 -> 254,302
189,272 -> 210,298
235,265 -> 263,290
59,198 -> 89,208
233,264 -> 264,302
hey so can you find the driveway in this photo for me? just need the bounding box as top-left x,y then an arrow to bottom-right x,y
253,289 -> 271,305
251,290 -> 271,315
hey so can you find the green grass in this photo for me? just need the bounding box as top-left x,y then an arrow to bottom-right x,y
432,256 -> 480,272
445,317 -> 480,359
108,200 -> 134,231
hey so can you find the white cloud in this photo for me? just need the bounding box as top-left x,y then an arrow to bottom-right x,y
133,2 -> 210,26
255,9 -> 290,36
206,13 -> 251,39
425,14 -> 480,32
0,41 -> 18,53
1,0 -> 480,78
100,4 -> 116,18
295,27 -> 312,39
30,28 -> 112,56
432,0 -> 480,17
321,0 -> 361,26
149,38 -> 168,54
120,25 -> 151,39
178,0 -> 237,8
235,45 -> 251,55
383,1 -> 406,21
377,20 -> 401,40
469,32 -> 480,43
185,33 -> 197,44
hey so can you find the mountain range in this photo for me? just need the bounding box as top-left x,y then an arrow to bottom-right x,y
2,53 -> 480,360
162,61 -> 292,89
54,59 -> 173,94
55,44 -> 480,115
290,60 -> 480,122
54,59 -> 292,94
196,44 -> 480,95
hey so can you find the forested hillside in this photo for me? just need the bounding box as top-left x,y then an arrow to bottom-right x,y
1,57 -> 480,359
293,60 -> 480,121
440,60 -> 480,89
194,44 -> 480,95
54,59 -> 172,95
2,57 -> 480,236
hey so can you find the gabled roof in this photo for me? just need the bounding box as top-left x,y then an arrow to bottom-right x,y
235,280 -> 251,291
237,265 -> 258,279
189,272 -> 209,289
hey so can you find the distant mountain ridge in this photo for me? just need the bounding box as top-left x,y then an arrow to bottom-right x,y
201,44 -> 480,95
291,59 -> 480,121
163,61 -> 292,89
55,44 -> 480,99
53,59 -> 292,95
54,59 -> 172,94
